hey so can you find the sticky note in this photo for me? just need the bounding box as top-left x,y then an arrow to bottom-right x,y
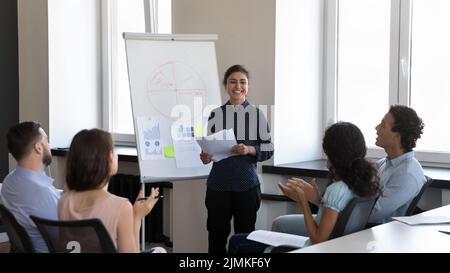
164,146 -> 175,158
194,125 -> 204,137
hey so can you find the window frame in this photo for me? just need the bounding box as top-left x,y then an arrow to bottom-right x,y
101,0 -> 162,146
325,0 -> 450,166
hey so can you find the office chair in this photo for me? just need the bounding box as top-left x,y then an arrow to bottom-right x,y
405,176 -> 433,216
270,195 -> 378,253
30,215 -> 117,253
0,218 -> 4,233
0,204 -> 35,253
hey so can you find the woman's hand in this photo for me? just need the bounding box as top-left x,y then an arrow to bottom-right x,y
133,187 -> 159,220
231,144 -> 256,155
287,177 -> 321,206
200,151 -> 212,164
278,182 -> 300,203
278,182 -> 307,207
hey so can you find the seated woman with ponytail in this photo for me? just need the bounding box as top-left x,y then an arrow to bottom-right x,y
228,122 -> 381,253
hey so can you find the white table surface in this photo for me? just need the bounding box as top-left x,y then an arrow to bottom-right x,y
292,205 -> 450,253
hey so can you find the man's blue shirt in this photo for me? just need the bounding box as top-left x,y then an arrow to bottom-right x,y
369,151 -> 426,224
1,166 -> 62,252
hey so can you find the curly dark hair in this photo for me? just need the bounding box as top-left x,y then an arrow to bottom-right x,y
389,105 -> 424,152
322,122 -> 381,197
222,64 -> 249,86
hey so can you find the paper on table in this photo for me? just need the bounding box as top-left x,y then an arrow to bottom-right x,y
392,215 -> 450,226
196,129 -> 237,162
246,230 -> 308,248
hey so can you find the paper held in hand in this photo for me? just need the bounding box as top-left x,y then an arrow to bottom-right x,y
196,129 -> 237,162
246,230 -> 308,248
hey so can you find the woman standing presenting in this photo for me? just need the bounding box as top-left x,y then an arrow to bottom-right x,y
200,64 -> 273,253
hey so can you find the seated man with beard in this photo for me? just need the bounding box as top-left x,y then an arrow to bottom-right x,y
1,121 -> 62,252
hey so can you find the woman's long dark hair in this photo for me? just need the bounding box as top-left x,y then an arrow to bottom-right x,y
66,129 -> 114,191
322,122 -> 381,197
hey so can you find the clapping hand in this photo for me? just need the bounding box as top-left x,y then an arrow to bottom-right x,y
286,177 -> 321,206
278,177 -> 320,206
278,181 -> 307,206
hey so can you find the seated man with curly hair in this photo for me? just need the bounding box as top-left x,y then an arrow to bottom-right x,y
368,105 -> 426,224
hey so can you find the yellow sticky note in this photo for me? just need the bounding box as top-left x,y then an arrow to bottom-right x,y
164,146 -> 175,158
194,125 -> 204,137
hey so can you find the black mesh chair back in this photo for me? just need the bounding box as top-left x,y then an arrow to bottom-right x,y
329,195 -> 378,239
30,215 -> 117,253
0,204 -> 35,253
405,176 -> 433,216
270,195 -> 378,253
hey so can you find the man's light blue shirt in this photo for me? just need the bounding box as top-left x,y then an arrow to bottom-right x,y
369,151 -> 426,224
1,166 -> 62,252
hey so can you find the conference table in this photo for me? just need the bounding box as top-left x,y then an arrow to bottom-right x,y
292,205 -> 450,253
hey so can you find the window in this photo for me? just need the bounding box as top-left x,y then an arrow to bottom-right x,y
102,0 -> 172,142
327,0 -> 450,164
111,0 -> 145,135
336,0 -> 391,148
410,0 -> 450,153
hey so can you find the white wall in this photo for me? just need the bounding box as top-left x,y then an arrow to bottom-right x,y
274,0 -> 324,165
172,0 -> 276,109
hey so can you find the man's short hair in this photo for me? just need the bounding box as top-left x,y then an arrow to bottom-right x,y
389,105 -> 424,152
7,121 -> 43,161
